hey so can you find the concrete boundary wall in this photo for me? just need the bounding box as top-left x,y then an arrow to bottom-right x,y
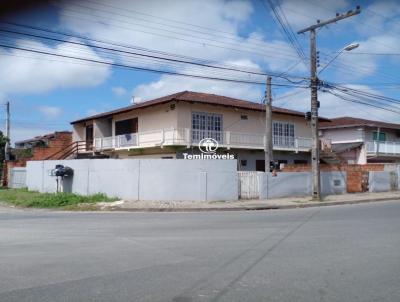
397,166 -> 400,189
9,167 -> 27,189
369,171 -> 391,192
321,171 -> 347,195
26,159 -> 238,202
259,171 -> 347,199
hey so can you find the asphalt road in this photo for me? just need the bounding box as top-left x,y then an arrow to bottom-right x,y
1,201 -> 400,302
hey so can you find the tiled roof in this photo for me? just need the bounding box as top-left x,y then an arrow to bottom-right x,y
71,91 -> 329,124
320,117 -> 400,130
15,131 -> 72,144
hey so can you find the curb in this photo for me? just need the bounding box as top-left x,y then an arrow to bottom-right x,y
106,197 -> 399,212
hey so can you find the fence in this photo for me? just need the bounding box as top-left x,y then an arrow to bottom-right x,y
26,159 -> 238,202
368,171 -> 398,192
22,160 -> 400,200
238,171 -> 260,199
238,171 -> 347,199
9,167 -> 27,188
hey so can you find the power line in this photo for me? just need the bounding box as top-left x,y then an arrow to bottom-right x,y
343,52 -> 400,56
78,0 -> 275,46
0,42 -> 310,88
64,0 -> 288,52
323,89 -> 400,114
262,0 -> 307,64
0,25 -> 307,82
2,21 -> 287,76
57,5 -> 302,62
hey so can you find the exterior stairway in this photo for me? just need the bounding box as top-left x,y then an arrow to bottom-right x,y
45,141 -> 109,160
319,138 -> 344,165
320,150 -> 343,165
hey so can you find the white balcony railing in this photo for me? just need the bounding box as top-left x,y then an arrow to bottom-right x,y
93,128 -> 312,152
366,140 -> 400,155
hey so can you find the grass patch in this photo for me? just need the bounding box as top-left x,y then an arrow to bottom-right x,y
0,188 -> 117,209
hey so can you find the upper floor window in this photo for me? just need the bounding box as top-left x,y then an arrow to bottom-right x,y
373,131 -> 386,142
192,112 -> 223,142
115,118 -> 138,136
273,121 -> 295,147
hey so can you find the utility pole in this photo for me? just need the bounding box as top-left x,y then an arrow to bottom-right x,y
5,101 -> 10,161
265,76 -> 273,173
298,7 -> 361,200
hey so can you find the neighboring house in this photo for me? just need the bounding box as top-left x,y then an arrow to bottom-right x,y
71,91 -> 327,171
320,117 -> 400,164
13,131 -> 73,161
4,131 -> 73,187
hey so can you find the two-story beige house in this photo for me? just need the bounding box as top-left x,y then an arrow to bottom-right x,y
71,91 -> 322,171
320,117 -> 400,164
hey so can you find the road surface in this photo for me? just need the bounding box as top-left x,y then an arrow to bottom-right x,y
1,201 -> 399,301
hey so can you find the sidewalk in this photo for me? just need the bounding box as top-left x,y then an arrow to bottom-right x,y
99,191 -> 400,212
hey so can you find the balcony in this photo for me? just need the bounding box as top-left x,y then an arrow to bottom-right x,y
366,140 -> 400,156
93,128 -> 312,152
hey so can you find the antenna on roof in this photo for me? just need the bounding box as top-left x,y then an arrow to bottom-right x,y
131,96 -> 142,104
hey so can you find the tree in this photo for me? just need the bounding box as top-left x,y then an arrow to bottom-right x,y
0,130 -> 8,164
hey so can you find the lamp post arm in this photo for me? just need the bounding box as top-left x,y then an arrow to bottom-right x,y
318,49 -> 344,75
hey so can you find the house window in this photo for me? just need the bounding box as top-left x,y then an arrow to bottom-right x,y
192,112 -> 223,142
241,114 -> 248,120
373,131 -> 386,142
240,160 -> 247,166
273,121 -> 295,147
115,118 -> 138,136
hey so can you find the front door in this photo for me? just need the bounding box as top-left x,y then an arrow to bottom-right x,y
256,160 -> 265,172
86,125 -> 93,150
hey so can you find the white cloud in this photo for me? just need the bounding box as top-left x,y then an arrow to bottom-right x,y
0,38 -> 111,95
58,0 -> 305,77
278,0 -> 349,30
112,86 -> 128,97
133,74 -> 263,102
38,105 -> 62,119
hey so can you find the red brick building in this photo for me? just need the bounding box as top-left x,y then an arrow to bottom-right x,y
3,131 -> 72,186
14,131 -> 72,161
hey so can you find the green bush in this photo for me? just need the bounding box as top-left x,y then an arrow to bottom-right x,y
0,188 -> 116,208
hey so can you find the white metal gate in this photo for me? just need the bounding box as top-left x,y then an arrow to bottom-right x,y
9,167 -> 27,188
238,171 -> 260,199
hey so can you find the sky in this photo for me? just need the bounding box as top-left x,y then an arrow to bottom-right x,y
1,0 -> 400,143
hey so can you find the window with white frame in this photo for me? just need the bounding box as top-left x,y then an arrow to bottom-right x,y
192,112 -> 223,142
273,121 -> 295,147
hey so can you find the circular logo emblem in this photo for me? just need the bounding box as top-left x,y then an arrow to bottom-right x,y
198,138 -> 219,154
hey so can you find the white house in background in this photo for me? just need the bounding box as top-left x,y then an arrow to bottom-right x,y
320,117 -> 400,164
71,91 -> 328,171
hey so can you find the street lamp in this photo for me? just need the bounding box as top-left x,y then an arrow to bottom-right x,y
318,43 -> 359,74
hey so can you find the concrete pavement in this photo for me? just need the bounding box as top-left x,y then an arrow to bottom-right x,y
1,200 -> 400,301
99,191 -> 400,211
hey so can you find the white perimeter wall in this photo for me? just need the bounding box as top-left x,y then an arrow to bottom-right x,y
26,159 -> 238,202
259,171 -> 347,199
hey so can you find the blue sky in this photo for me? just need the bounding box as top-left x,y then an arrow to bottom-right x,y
1,0 -> 400,143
